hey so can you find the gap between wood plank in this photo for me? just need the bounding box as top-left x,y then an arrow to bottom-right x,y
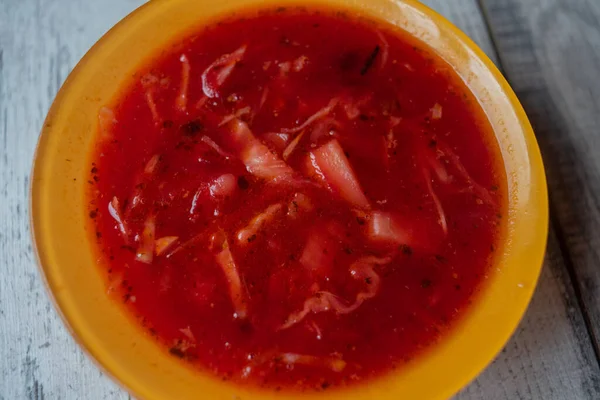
476,0 -> 600,368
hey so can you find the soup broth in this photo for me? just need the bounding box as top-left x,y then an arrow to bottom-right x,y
87,7 -> 506,392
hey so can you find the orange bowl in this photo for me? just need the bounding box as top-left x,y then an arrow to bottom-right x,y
30,0 -> 548,399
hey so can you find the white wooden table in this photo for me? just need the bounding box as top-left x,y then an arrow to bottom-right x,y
2,0 -> 600,398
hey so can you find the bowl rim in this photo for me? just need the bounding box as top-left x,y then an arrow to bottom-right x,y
30,0 -> 548,399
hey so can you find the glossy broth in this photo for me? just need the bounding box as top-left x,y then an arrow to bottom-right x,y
87,8 -> 506,392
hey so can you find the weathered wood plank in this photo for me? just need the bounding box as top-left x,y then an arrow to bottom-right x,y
423,0 -> 499,64
0,0 -> 598,399
480,0 -> 600,382
0,1 -> 144,399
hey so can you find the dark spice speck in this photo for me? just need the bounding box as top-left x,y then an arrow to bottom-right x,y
435,255 -> 447,263
237,175 -> 250,190
399,244 -> 413,255
180,119 -> 204,136
169,347 -> 186,358
360,45 -> 380,75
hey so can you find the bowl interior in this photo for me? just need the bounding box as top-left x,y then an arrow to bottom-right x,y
30,0 -> 547,399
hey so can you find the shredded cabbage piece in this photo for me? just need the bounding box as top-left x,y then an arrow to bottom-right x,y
200,135 -> 234,159
212,231 -> 248,318
258,87 -> 270,111
106,272 -> 124,295
422,168 -> 448,235
189,188 -> 202,216
279,353 -> 346,372
155,236 -> 179,256
144,154 -> 160,175
431,103 -> 443,120
287,193 -> 313,218
201,45 -> 247,98
281,98 -> 339,134
195,95 -> 208,110
280,294 -> 333,330
278,61 -> 291,76
166,232 -> 205,259
309,118 -> 340,143
424,149 -> 451,184
209,174 -> 237,198
282,130 -> 305,161
342,94 -> 373,120
237,204 -> 283,244
141,74 -> 161,123
218,106 -> 252,127
436,141 -> 495,206
107,196 -> 128,238
136,215 -> 156,264
298,229 -> 336,273
310,321 -> 323,340
175,54 -> 191,112
179,326 -> 196,342
367,211 -> 412,244
309,139 -> 370,209
263,132 -> 290,151
281,256 -> 390,330
98,107 -> 116,139
293,55 -> 308,72
243,352 -> 346,379
376,30 -> 390,70
303,153 -> 331,190
229,119 -> 294,181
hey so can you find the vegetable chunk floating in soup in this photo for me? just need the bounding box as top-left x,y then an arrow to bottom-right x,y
87,7 -> 506,392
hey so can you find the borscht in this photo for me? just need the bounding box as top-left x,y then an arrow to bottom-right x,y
87,7 -> 506,392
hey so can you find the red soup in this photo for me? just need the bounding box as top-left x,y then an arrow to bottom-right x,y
88,7 -> 506,392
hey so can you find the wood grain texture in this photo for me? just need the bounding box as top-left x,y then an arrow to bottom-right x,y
0,1 -> 144,399
0,0 -> 598,399
479,0 -> 600,369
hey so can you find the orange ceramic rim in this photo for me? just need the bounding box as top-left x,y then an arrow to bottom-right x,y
30,1 -> 548,399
